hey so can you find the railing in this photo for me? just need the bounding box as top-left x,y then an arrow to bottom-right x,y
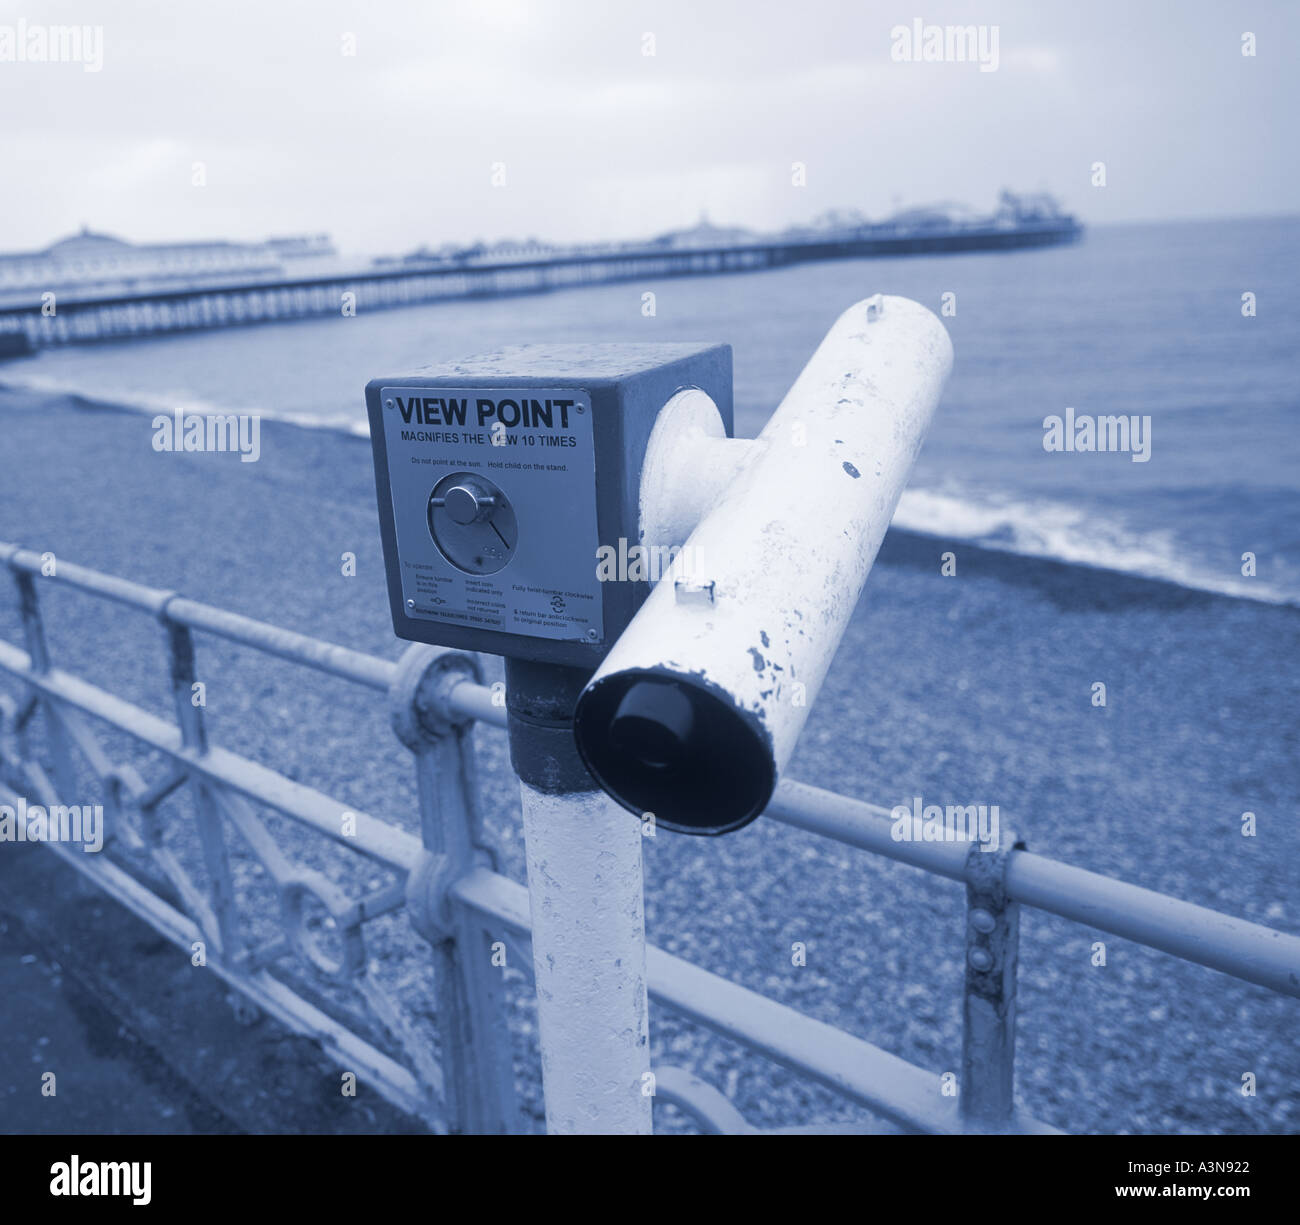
0,543 -> 1296,1134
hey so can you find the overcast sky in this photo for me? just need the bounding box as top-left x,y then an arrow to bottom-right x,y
3,0 -> 1297,255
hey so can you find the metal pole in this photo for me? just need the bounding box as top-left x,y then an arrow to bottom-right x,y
959,834 -> 1023,1127
520,783 -> 651,1133
507,658 -> 652,1134
160,608 -> 241,960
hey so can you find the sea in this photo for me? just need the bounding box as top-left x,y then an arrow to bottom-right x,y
4,216 -> 1298,604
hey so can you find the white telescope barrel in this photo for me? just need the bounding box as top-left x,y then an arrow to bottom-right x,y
574,295 -> 953,834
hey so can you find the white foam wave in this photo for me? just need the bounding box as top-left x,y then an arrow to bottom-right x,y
3,371 -> 1292,606
0,371 -> 372,438
893,487 -> 1297,606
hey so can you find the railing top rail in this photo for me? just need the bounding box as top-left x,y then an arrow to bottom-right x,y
766,779 -> 1300,999
164,596 -> 396,692
0,544 -> 396,692
3,544 -> 1297,1000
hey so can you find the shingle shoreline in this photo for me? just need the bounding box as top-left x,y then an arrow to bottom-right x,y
1,387 -> 1296,1134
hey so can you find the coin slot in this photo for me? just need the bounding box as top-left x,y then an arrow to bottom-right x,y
427,471 -> 518,575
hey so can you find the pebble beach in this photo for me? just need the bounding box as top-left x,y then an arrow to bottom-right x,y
1,385 -> 1296,1134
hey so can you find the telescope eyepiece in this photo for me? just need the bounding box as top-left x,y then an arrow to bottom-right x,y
609,680 -> 696,771
574,668 -> 775,835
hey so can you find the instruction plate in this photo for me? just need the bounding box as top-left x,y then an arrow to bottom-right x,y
379,386 -> 603,644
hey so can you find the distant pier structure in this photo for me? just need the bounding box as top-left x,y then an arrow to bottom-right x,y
0,197 -> 1081,350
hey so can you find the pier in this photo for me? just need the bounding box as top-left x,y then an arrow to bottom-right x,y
0,218 -> 1080,349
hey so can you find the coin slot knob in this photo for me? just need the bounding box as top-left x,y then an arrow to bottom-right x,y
442,480 -> 495,525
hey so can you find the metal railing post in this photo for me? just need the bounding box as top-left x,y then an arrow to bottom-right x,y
391,644 -> 515,1134
4,550 -> 78,798
158,600 -> 241,959
959,832 -> 1025,1128
12,568 -> 50,674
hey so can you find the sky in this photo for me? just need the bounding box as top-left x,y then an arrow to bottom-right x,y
2,0 -> 1297,256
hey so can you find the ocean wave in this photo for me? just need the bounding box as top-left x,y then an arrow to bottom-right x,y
893,487 -> 1298,606
4,370 -> 1293,606
0,371 -> 372,439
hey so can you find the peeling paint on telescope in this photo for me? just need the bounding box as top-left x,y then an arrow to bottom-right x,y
573,296 -> 954,835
